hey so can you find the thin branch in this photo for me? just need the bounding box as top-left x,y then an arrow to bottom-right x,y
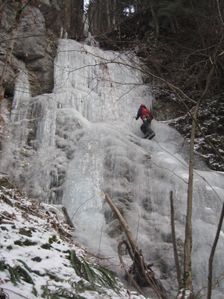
67,58 -> 197,104
216,0 -> 224,27
183,102 -> 200,294
0,34 -> 46,43
117,240 -> 144,295
207,202 -> 224,299
154,140 -> 223,204
170,191 -> 181,289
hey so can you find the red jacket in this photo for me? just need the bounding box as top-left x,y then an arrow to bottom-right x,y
136,105 -> 153,121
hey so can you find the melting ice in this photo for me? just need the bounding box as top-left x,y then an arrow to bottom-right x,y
1,39 -> 224,298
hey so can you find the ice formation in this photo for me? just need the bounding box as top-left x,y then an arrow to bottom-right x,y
1,39 -> 224,298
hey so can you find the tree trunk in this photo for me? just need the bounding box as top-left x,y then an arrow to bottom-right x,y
64,0 -> 83,40
170,191 -> 181,288
104,194 -> 168,299
150,2 -> 159,40
183,102 -> 200,297
207,203 -> 224,299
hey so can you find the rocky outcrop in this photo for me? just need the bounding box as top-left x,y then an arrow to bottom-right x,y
0,0 -> 84,98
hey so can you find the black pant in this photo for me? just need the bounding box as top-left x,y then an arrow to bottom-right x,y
140,119 -> 151,135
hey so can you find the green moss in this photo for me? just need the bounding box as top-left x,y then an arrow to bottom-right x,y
41,243 -> 51,250
49,235 -> 57,244
14,265 -> 34,284
32,256 -> 42,262
46,272 -> 62,282
69,250 -> 119,293
0,260 -> 7,271
32,286 -> 38,296
0,226 -> 8,231
14,239 -> 37,246
1,260 -> 35,286
42,285 -> 86,299
74,280 -> 97,293
19,228 -> 33,237
18,259 -> 45,277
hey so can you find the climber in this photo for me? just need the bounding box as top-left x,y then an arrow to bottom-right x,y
135,104 -> 155,139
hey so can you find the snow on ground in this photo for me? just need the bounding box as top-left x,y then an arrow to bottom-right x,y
0,179 -> 147,299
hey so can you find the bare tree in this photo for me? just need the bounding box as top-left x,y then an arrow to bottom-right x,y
170,191 -> 181,289
182,104 -> 198,298
207,203 -> 224,299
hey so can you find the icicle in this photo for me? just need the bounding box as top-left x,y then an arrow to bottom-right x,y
0,38 -> 224,299
11,69 -> 31,146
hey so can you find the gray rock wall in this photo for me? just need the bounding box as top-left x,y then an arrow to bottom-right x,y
0,0 -> 84,97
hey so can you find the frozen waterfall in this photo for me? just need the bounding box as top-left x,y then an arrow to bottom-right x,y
1,39 -> 224,298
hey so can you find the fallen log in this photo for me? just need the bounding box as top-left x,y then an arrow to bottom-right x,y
104,194 -> 168,299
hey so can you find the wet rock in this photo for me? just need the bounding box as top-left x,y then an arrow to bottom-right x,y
14,7 -> 46,61
0,1 -> 84,96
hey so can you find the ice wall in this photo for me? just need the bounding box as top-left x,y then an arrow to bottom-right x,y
1,39 -> 224,298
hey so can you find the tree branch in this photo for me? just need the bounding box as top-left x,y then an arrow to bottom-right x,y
170,191 -> 181,289
207,202 -> 224,299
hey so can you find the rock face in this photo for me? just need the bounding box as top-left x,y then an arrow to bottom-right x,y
0,0 -> 84,97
